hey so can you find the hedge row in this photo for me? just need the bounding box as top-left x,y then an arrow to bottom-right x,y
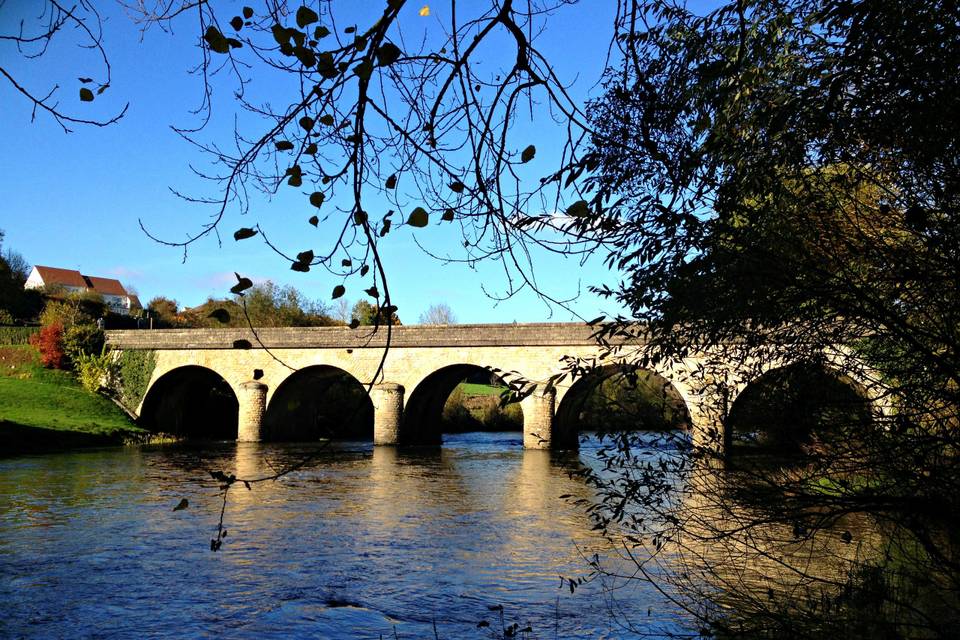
0,326 -> 40,345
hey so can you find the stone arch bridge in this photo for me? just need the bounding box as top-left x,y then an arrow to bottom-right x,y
105,323 -> 879,453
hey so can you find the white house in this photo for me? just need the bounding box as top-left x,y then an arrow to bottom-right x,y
24,265 -> 142,316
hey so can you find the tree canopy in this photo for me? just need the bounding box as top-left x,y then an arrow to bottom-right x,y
571,1 -> 960,635
0,230 -> 41,324
418,303 -> 456,325
175,282 -> 339,328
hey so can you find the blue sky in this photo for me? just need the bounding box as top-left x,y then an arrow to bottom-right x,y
0,1 -> 626,324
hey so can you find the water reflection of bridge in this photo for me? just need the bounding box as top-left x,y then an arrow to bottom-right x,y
106,323 -> 884,454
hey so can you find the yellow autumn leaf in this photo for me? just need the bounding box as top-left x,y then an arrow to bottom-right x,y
419,5 -> 430,16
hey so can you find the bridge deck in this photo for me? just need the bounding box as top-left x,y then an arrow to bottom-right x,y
105,322 -> 617,350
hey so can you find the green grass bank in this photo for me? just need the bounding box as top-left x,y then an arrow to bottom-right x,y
0,345 -> 146,454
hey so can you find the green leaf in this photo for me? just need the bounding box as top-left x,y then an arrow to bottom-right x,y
286,165 -> 303,187
309,191 -> 325,207
365,286 -> 379,298
78,77 -> 93,84
203,26 -> 230,54
319,114 -> 335,126
520,144 -> 536,163
207,308 -> 230,323
332,284 -> 346,299
314,25 -> 330,39
296,249 -> 314,263
299,116 -> 315,131
341,259 -> 352,267
308,215 -> 319,226
349,318 -> 360,329
275,140 -> 294,151
271,23 -> 290,45
233,339 -> 252,349
353,61 -> 373,80
354,210 -> 368,225
449,181 -> 465,193
242,6 -> 254,19
385,174 -> 397,189
291,261 -> 310,272
296,6 -> 319,28
294,46 -> 316,68
379,219 -> 391,236
360,264 -> 369,276
230,16 -> 243,31
316,52 -> 338,79
441,208 -> 455,221
375,42 -> 402,66
79,87 -> 94,102
230,273 -> 253,295
354,35 -> 367,52
233,227 -> 258,241
253,368 -> 264,380
407,206 -> 429,227
566,200 -> 590,217
344,26 -> 356,34
304,142 -> 318,155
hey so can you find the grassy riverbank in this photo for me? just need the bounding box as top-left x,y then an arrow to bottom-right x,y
0,346 -> 145,453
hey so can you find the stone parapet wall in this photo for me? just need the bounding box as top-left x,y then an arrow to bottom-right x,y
106,322 -> 642,350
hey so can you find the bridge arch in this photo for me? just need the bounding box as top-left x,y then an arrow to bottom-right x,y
264,365 -> 373,441
402,364 -> 524,445
139,365 -> 239,439
725,361 -> 874,454
554,364 -> 693,448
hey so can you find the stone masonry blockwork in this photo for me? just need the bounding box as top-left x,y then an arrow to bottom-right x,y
106,323 -> 725,451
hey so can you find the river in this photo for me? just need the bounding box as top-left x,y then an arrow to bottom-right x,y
0,432 -> 696,639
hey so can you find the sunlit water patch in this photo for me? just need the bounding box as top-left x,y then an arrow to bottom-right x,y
0,433 -> 694,638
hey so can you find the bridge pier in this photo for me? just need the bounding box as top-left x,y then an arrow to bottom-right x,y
693,423 -> 730,461
237,380 -> 268,442
522,387 -> 557,450
371,382 -> 405,446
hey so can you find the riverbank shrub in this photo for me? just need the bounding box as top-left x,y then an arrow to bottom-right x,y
29,322 -> 66,369
62,324 -> 105,363
74,348 -> 118,393
576,372 -> 689,433
116,350 -> 156,411
442,385 -> 522,432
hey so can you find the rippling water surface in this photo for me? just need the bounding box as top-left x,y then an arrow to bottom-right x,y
0,433 -> 693,638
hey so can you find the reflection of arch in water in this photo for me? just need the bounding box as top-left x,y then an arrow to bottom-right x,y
726,362 -> 873,453
263,365 -> 373,442
139,366 -> 238,439
555,365 -> 692,448
403,364 -> 524,445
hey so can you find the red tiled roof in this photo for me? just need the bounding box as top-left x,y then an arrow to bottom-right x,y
85,276 -> 128,297
33,266 -> 87,289
33,266 -> 132,298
